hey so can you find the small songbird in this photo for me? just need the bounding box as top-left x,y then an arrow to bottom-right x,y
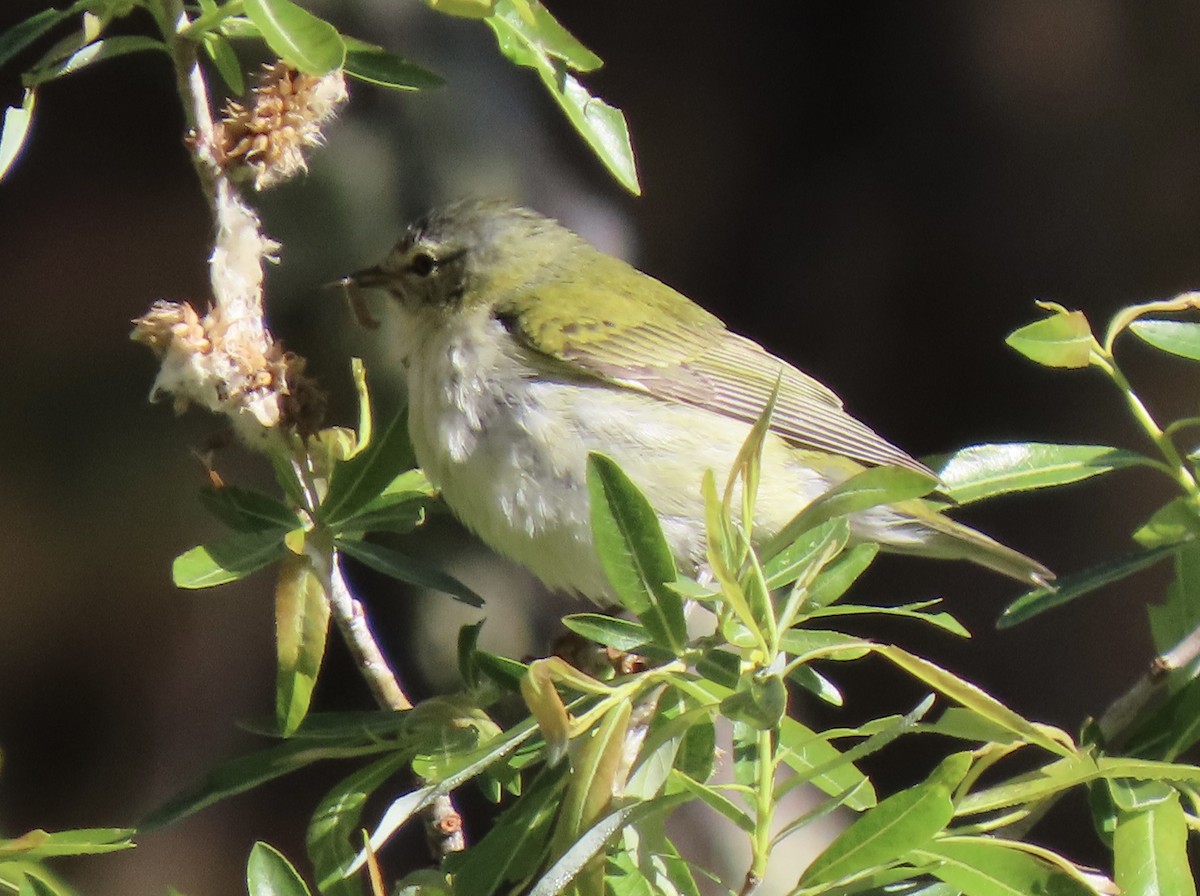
344,199 -> 1050,603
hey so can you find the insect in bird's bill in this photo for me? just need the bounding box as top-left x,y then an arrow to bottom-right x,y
340,199 -> 1052,604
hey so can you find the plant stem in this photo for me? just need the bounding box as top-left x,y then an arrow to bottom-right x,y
1092,351 -> 1198,496
750,728 -> 776,883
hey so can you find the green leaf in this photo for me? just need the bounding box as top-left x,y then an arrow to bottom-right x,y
484,3 -> 638,194
172,529 -> 285,588
334,538 -> 483,606
805,542 -> 880,610
274,554 -> 330,736
777,716 -> 876,811
1129,318 -> 1200,362
670,771 -> 753,832
1133,497 -> 1200,550
562,613 -> 651,652
800,753 -> 971,886
917,838 -> 1097,896
929,442 -> 1151,505
789,665 -> 843,706
202,31 -> 245,95
24,36 -> 167,85
586,453 -> 687,652
806,600 -> 970,638
246,842 -> 312,896
762,518 -> 850,591
998,543 -> 1179,628
422,0 -> 498,19
1005,310 -> 1094,368
719,673 -> 787,730
0,88 -> 35,182
242,0 -> 344,74
764,466 -> 938,559
445,764 -> 566,896
1114,792 -> 1195,896
1149,543 -> 1200,654
308,753 -> 410,896
489,0 -> 601,70
874,645 -> 1072,756
320,415 -> 417,526
0,828 -> 134,860
200,485 -> 300,533
342,37 -> 443,90
0,8 -> 72,70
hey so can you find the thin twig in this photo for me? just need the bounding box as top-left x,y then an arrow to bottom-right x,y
1098,620 -> 1200,747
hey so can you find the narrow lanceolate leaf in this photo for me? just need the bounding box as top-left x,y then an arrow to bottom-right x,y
777,716 -> 876,811
0,8 -> 72,70
320,414 -> 417,526
799,753 -> 971,887
998,543 -> 1180,629
874,645 -> 1073,756
200,485 -> 300,533
485,0 -> 638,194
334,538 -> 483,607
24,36 -> 167,85
917,838 -> 1098,896
521,659 -> 572,765
274,554 -> 330,736
309,753 -> 410,896
173,530 -> 286,588
930,443 -> 1151,505
1114,791 -> 1195,896
586,453 -> 687,652
243,0 -> 345,74
763,466 -> 939,559
1129,318 -> 1200,362
342,38 -> 444,90
1006,310 -> 1094,368
246,842 -> 312,896
0,828 -> 134,859
0,89 -> 35,181
562,613 -> 651,652
202,31 -> 245,94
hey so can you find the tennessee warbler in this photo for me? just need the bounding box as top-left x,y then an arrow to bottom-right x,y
344,199 -> 1051,603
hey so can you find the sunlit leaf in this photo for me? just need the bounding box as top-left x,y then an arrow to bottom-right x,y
1129,318 -> 1200,362
173,530 -> 285,588
0,88 -> 35,182
274,554 -> 330,736
917,837 -> 1097,896
561,613 -> 651,652
246,841 -> 312,896
929,443 -> 1151,505
800,753 -> 971,886
1132,497 -> 1200,550
0,828 -> 133,860
202,30 -> 245,94
764,466 -> 938,559
1114,792 -> 1195,896
243,0 -> 344,74
1006,310 -> 1094,368
587,453 -> 687,652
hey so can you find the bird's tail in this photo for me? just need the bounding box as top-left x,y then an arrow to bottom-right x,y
879,501 -> 1054,588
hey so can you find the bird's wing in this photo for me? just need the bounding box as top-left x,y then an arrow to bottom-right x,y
495,255 -> 930,475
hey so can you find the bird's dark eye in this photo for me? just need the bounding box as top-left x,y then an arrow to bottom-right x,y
410,251 -> 437,277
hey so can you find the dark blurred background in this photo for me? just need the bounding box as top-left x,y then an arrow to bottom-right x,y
2,1 -> 1199,892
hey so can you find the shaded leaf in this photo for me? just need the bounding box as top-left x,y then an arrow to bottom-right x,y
200,484 -> 299,533
335,538 -> 483,607
202,30 -> 244,94
25,36 -> 166,84
343,38 -> 444,90
320,414 -> 417,526
998,543 -> 1179,628
561,613 -> 651,652
243,0 -> 344,74
0,8 -> 72,70
930,443 -> 1150,505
